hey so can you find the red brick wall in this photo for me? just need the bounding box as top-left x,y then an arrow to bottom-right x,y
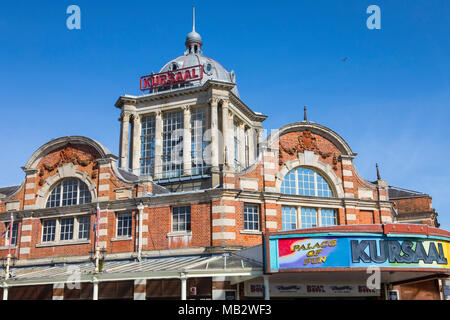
393,196 -> 432,214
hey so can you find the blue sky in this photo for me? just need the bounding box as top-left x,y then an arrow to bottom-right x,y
0,1 -> 449,229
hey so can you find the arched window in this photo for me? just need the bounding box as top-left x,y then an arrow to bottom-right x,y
46,178 -> 92,208
280,167 -> 333,197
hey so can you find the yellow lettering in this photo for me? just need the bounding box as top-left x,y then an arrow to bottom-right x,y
319,256 -> 327,263
304,258 -> 311,265
306,250 -> 315,257
328,240 -> 337,247
320,240 -> 329,247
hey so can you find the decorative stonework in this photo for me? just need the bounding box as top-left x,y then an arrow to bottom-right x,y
279,130 -> 339,170
38,144 -> 98,186
35,162 -> 98,209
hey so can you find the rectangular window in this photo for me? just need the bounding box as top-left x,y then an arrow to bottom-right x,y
191,107 -> 206,175
117,212 -> 132,237
141,115 -> 156,176
282,207 -> 297,231
78,216 -> 90,240
320,209 -> 337,227
244,204 -> 259,231
5,222 -> 19,246
172,206 -> 191,232
60,218 -> 74,241
42,220 -> 57,242
300,208 -> 317,228
162,110 -> 183,178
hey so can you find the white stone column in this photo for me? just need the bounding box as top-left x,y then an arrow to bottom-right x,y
263,275 -> 270,300
256,129 -> 263,160
131,114 -> 142,176
248,127 -> 255,165
183,105 -> 192,175
2,287 -> 8,300
229,112 -> 235,169
239,122 -> 246,170
222,100 -> 231,167
119,111 -> 131,170
181,276 -> 187,300
93,279 -> 99,300
210,98 -> 219,168
154,110 -> 163,179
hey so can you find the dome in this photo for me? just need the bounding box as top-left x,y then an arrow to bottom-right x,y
150,6 -> 239,97
186,31 -> 202,45
159,53 -> 239,97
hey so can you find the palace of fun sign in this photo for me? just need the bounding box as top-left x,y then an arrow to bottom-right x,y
140,65 -> 203,92
266,234 -> 450,272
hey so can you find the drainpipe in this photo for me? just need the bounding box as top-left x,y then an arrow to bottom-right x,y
137,201 -> 145,262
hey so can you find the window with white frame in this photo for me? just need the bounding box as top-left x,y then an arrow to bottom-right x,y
172,206 -> 191,232
78,216 -> 91,240
281,207 -> 297,231
281,206 -> 337,230
320,208 -> 337,227
141,115 -> 156,176
41,216 -> 91,243
116,212 -> 132,237
244,204 -> 259,231
60,218 -> 74,241
4,222 -> 19,246
191,107 -> 207,175
42,219 -> 56,242
162,110 -> 183,178
280,167 -> 333,197
46,178 -> 92,208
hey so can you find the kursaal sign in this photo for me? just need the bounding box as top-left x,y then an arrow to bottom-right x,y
140,65 -> 203,91
351,239 -> 447,265
269,236 -> 450,271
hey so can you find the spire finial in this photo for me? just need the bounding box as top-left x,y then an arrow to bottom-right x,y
185,5 -> 202,53
304,106 -> 307,122
376,163 -> 381,180
192,5 -> 196,32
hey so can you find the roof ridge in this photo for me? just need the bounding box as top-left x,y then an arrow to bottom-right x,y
388,185 -> 426,195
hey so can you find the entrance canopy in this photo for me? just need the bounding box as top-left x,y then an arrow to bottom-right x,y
1,253 -> 262,287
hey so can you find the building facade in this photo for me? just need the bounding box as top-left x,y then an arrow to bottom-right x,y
0,16 -> 448,300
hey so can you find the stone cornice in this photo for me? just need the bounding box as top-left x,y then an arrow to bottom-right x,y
0,187 -> 395,222
228,91 -> 268,123
114,80 -> 268,123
